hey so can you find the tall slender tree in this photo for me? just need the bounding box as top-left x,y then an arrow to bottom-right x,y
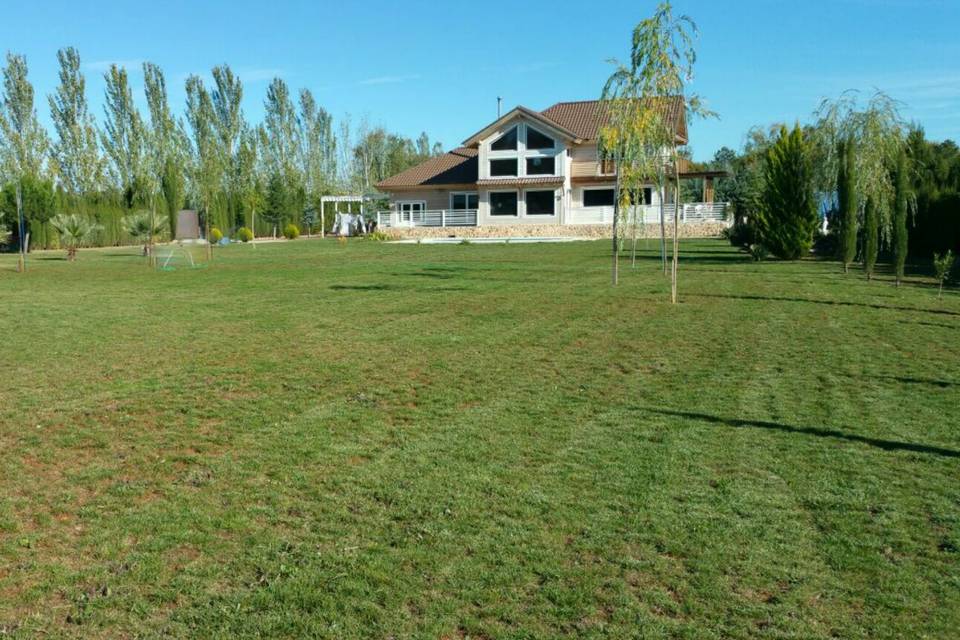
892,146 -> 910,286
837,136 -> 858,271
48,47 -> 102,196
101,64 -> 146,207
863,195 -> 879,279
211,64 -> 244,227
144,62 -> 183,239
0,52 -> 51,261
185,74 -> 220,255
297,88 -> 335,206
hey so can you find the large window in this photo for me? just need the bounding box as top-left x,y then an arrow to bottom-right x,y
490,158 -> 518,177
526,156 -> 555,175
526,127 -> 554,150
491,127 -> 518,151
451,192 -> 479,210
489,191 -> 518,216
583,188 -> 615,207
525,190 -> 555,216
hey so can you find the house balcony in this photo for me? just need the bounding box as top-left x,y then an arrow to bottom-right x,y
566,202 -> 730,226
374,203 -> 729,229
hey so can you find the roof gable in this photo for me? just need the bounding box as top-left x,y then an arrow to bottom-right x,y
461,106 -> 582,147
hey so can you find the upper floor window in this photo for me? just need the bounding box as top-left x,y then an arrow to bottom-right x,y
490,158 -> 518,177
526,157 -> 555,175
491,127 -> 518,151
526,127 -> 554,150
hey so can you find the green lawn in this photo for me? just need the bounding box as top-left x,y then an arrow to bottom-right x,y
0,237 -> 957,639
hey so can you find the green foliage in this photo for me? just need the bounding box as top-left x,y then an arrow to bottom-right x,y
0,52 -> 50,181
282,223 -> 299,240
122,210 -> 166,252
906,128 -> 960,257
892,147 -> 910,283
50,212 -> 99,259
756,125 -> 818,259
748,243 -> 768,261
209,226 -> 223,243
0,175 -> 56,248
366,229 -> 388,242
863,196 -> 879,279
48,47 -> 103,194
236,226 -> 254,242
837,136 -> 859,270
100,64 -> 147,206
933,250 -> 955,298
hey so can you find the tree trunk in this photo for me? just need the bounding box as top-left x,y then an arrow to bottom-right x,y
671,160 -> 680,305
612,169 -> 620,286
660,181 -> 667,275
631,204 -> 639,268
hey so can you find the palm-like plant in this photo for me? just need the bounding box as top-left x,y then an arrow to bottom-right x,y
123,210 -> 166,256
50,214 -> 100,261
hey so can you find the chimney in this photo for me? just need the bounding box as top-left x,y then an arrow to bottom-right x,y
497,96 -> 502,118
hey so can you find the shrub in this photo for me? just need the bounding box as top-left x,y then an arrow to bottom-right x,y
236,227 -> 254,243
755,124 -> 818,259
283,223 -> 300,240
933,250 -> 955,299
209,227 -> 223,244
367,230 -> 389,242
337,235 -> 347,245
723,218 -> 758,250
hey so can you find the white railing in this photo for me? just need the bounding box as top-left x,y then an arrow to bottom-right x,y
566,202 -> 729,226
376,209 -> 478,228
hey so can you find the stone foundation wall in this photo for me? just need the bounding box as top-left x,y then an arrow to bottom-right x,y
382,222 -> 729,240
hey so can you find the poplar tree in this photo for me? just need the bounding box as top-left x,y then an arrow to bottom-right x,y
892,146 -> 910,286
185,74 -> 220,253
757,124 -> 818,260
0,52 -> 51,258
297,88 -> 335,205
211,64 -> 244,226
262,77 -> 301,222
0,52 -> 50,182
101,64 -> 146,207
144,62 -> 183,235
837,136 -> 858,272
48,47 -> 102,196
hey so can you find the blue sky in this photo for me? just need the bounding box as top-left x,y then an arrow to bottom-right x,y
1,0 -> 958,162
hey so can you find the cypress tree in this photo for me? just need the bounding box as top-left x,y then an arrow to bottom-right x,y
837,136 -> 858,272
863,196 -> 879,280
892,147 -> 909,286
757,124 -> 818,260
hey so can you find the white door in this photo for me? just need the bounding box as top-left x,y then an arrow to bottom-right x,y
398,202 -> 424,226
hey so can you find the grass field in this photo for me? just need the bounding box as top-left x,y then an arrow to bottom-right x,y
0,237 -> 958,639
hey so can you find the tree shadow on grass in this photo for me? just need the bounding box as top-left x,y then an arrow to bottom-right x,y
690,292 -> 960,317
640,407 -> 960,458
900,319 -> 957,330
875,374 -> 959,389
329,284 -> 398,291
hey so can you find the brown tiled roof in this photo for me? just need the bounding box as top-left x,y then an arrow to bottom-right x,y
540,97 -> 687,143
375,147 -> 478,189
476,176 -> 564,187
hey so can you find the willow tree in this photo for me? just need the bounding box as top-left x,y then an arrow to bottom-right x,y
814,91 -> 908,275
599,1 -> 712,300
